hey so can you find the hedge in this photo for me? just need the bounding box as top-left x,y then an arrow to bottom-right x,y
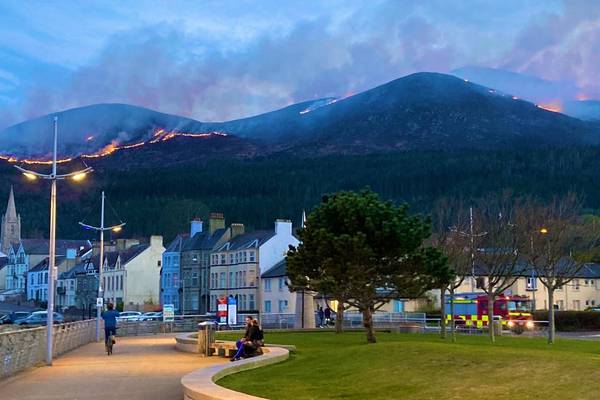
533,311 -> 600,331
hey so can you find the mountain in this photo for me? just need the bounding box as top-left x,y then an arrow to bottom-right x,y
0,103 -> 209,158
451,66 -> 580,105
274,72 -> 597,153
1,72 -> 599,160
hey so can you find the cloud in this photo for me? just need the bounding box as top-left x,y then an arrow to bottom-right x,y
3,1 -> 461,128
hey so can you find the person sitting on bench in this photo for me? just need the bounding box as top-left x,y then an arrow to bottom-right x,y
231,316 -> 254,361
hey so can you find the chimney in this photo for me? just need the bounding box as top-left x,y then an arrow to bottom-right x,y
230,223 -> 245,238
190,218 -> 203,237
150,235 -> 163,249
275,219 -> 292,236
209,212 -> 225,234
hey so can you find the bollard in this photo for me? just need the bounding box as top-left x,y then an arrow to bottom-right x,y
197,321 -> 216,356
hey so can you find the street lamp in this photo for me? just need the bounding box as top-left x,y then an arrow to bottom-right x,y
15,116 -> 92,365
79,191 -> 125,342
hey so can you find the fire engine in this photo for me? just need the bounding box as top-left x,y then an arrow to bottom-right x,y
444,292 -> 534,333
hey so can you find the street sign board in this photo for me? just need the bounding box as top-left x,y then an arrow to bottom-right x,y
227,296 -> 237,326
163,304 -> 175,322
217,297 -> 227,324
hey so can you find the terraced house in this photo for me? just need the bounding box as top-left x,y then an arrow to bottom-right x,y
209,219 -> 299,317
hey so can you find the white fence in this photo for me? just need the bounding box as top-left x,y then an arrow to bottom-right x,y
1,319 -> 96,379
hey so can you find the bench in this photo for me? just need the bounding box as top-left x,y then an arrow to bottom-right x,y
209,342 -> 238,357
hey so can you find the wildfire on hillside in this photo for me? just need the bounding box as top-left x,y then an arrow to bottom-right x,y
536,102 -> 562,113
0,129 -> 227,165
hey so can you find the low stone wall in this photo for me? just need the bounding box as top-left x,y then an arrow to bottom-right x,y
181,344 -> 289,400
175,332 -> 297,355
0,319 -> 96,379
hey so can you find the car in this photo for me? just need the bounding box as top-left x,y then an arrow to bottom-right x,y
116,311 -> 142,322
137,312 -> 162,321
14,311 -> 64,326
0,311 -> 31,324
590,307 -> 600,312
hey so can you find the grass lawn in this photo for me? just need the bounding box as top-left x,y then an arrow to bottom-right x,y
216,331 -> 600,400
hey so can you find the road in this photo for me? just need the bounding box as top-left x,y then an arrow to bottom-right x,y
0,334 -> 226,400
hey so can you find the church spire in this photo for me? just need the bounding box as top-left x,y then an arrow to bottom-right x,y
5,185 -> 17,222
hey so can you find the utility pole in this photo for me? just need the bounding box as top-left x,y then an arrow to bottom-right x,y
79,191 -> 125,342
451,207 -> 487,292
15,117 -> 92,365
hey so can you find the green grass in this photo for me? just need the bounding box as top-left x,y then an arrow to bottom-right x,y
216,331 -> 600,400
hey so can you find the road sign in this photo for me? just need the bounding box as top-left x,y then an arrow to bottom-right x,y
96,297 -> 103,307
163,304 -> 175,322
227,296 -> 237,326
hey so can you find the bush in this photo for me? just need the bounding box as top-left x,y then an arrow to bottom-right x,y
533,310 -> 600,331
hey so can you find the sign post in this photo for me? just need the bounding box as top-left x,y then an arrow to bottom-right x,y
217,297 -> 228,324
227,295 -> 237,327
163,304 -> 175,322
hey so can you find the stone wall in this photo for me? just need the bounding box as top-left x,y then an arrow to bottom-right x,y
0,319 -> 96,379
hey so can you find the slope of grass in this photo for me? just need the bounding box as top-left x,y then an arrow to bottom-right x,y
216,331 -> 600,400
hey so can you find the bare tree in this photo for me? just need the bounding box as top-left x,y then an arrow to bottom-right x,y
474,195 -> 524,343
431,199 -> 472,342
516,194 -> 600,344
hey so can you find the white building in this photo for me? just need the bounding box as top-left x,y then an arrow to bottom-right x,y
260,259 -> 296,315
209,219 -> 299,316
102,236 -> 165,310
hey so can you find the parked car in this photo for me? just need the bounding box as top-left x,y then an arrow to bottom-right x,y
116,311 -> 142,322
137,312 -> 162,321
591,307 -> 600,312
14,311 -> 64,326
0,311 -> 31,324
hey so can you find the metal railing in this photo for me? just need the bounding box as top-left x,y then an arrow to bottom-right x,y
1,319 -> 96,379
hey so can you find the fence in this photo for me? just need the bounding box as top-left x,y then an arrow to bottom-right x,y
1,319 -> 96,379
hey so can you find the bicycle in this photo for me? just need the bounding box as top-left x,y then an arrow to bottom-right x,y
106,334 -> 115,355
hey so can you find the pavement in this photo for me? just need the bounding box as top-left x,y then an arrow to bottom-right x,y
0,334 -> 227,400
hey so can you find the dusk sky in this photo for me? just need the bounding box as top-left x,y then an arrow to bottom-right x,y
1,0 -> 599,130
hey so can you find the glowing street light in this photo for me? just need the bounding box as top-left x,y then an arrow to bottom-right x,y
540,228 -> 549,234
15,116 -> 93,366
79,191 -> 125,342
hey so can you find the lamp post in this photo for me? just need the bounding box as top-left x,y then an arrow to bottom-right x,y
15,116 -> 92,365
79,191 -> 125,342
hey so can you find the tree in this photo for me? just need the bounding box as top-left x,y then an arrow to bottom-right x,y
431,199 -> 473,342
287,189 -> 452,343
516,195 -> 600,344
474,195 -> 524,343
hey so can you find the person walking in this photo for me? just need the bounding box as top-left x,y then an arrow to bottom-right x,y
324,305 -> 332,327
317,306 -> 324,328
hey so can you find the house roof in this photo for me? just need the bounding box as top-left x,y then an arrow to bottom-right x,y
182,228 -> 226,252
59,263 -> 87,280
0,255 -> 8,271
165,234 -> 188,253
216,230 -> 275,252
10,239 -> 91,256
261,259 -> 287,278
473,260 -> 600,279
120,244 -> 150,264
29,256 -> 66,272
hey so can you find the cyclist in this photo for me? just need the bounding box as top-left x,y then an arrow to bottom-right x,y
101,303 -> 120,348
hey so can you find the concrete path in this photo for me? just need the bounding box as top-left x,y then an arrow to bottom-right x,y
0,334 -> 227,400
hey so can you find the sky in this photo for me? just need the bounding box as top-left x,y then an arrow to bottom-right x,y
1,0 -> 599,130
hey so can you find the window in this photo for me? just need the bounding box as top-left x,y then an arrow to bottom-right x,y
278,300 -> 288,312
157,260 -> 161,267
30,274 -> 34,285
173,273 -> 179,287
242,271 -> 247,287
220,254 -> 225,264
279,277 -> 285,291
573,279 -> 580,291
243,252 -> 247,262
229,254 -> 234,264
219,272 -> 226,288
192,272 -> 199,287
249,252 -> 255,262
264,279 -> 271,292
264,300 -> 271,313
526,277 -> 537,291
249,294 -> 255,310
229,272 -> 234,287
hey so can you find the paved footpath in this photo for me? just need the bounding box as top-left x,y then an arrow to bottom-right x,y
0,334 -> 227,400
